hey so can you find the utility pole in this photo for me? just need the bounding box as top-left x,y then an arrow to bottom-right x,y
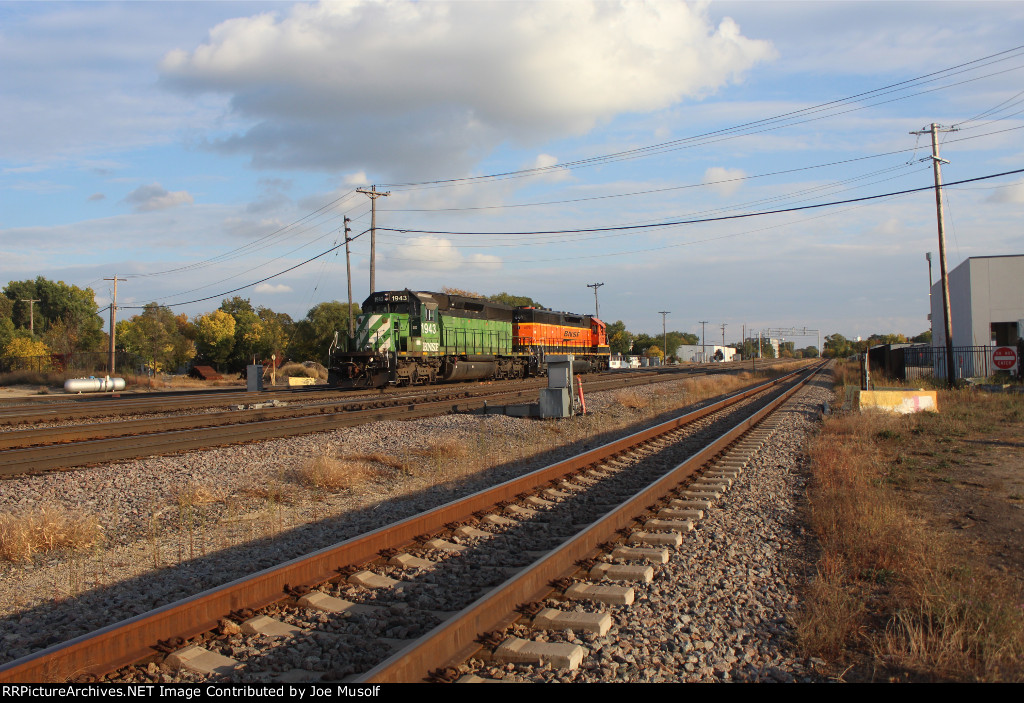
357,186 -> 391,293
699,320 -> 708,363
721,323 -> 726,347
586,282 -> 604,318
104,276 -> 124,375
19,299 -> 40,335
659,311 -> 670,365
925,251 -> 933,323
911,123 -> 957,387
344,217 -> 355,339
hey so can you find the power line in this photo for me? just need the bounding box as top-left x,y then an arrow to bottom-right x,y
377,168 -> 1024,238
125,190 -> 363,279
120,229 -> 370,310
378,122 -> 1024,216
379,162 -> 930,249
139,167 -> 1018,306
376,45 -> 1024,190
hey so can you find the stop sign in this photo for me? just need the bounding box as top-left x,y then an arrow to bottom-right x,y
992,346 -> 1018,371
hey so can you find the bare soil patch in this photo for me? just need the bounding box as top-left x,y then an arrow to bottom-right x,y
896,394 -> 1024,587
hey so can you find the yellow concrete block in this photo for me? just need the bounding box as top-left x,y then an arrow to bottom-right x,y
859,390 -> 938,414
287,376 -> 316,386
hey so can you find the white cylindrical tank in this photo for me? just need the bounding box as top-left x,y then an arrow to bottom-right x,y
64,376 -> 127,393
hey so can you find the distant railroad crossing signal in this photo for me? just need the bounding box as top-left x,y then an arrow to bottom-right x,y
992,346 -> 1018,372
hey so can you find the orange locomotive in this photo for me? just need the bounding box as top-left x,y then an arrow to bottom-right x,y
513,306 -> 610,372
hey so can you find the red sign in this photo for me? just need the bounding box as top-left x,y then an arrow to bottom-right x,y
992,346 -> 1018,371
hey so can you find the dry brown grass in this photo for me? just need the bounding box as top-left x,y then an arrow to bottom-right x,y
0,505 -> 103,562
236,480 -> 300,504
407,437 -> 469,479
171,483 -> 223,509
613,389 -> 650,409
0,370 -> 66,387
797,387 -> 1024,681
346,452 -> 412,473
291,450 -> 394,490
295,456 -> 367,489
411,437 -> 467,462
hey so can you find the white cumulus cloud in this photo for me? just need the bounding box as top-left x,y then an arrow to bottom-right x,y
159,0 -> 775,179
390,235 -> 502,272
254,282 -> 293,294
985,179 -> 1024,204
122,183 -> 194,212
703,167 -> 747,196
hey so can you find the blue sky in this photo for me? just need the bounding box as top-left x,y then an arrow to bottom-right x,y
2,0 -> 1023,347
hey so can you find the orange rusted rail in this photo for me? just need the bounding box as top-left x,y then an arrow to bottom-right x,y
0,367 -> 813,682
357,363 -> 823,682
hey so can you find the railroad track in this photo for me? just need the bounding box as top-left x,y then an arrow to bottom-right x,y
0,367 -> 762,476
0,362 -> 822,683
0,359 -> 780,426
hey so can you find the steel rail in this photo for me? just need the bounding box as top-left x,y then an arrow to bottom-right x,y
0,370 -> 673,426
0,387 -> 353,426
0,359 -> 777,426
357,363 -> 824,682
0,367 -> 808,683
0,370 -> 721,476
0,388 -> 509,451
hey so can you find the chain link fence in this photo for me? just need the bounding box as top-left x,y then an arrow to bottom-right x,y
0,351 -> 143,377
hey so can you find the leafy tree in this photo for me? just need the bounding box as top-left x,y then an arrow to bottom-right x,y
255,307 -> 295,362
646,344 -> 664,361
0,297 -> 14,351
118,303 -> 196,372
194,310 -> 236,369
290,301 -> 360,362
738,338 -> 776,359
42,314 -> 85,359
799,346 -> 819,358
3,277 -> 104,350
663,331 -> 698,360
487,292 -> 544,308
3,337 -> 52,370
606,320 -> 632,355
219,297 -> 262,371
823,333 -> 854,359
441,286 -> 483,298
912,330 -> 932,344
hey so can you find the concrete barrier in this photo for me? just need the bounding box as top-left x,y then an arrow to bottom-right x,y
859,389 -> 938,414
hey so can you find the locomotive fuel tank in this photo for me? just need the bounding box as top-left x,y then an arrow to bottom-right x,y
441,357 -> 497,381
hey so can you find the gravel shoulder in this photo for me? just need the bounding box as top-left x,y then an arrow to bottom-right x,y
0,371 -> 828,682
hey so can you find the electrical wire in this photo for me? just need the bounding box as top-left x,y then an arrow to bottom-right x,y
123,190 -> 363,279
377,168 -> 1024,237
119,168 -> 1022,308
376,45 -> 1024,190
120,229 -> 370,310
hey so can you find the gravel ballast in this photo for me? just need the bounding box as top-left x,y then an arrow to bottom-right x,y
0,369 -> 828,682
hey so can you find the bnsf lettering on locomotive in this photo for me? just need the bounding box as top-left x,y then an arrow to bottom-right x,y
423,342 -> 440,352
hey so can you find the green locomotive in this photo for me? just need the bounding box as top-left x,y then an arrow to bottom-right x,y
328,289 -> 609,387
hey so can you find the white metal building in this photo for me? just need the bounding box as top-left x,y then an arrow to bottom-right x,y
676,345 -> 739,363
930,254 -> 1024,347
